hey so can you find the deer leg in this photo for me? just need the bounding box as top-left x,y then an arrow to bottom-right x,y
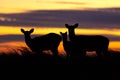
96,50 -> 103,59
51,48 -> 59,57
102,49 -> 110,58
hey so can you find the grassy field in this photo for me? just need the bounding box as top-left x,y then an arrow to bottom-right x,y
0,47 -> 120,66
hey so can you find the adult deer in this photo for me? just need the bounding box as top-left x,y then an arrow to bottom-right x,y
21,28 -> 62,56
65,23 -> 110,58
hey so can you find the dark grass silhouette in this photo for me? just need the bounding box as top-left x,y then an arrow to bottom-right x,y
0,47 -> 120,67
0,47 -> 66,65
21,28 -> 62,56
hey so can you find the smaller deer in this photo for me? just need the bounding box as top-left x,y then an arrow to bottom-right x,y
60,32 -> 72,59
21,28 -> 62,56
60,32 -> 82,64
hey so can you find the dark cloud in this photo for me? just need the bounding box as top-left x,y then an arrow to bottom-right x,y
105,34 -> 120,41
95,8 -> 120,13
0,9 -> 120,28
0,35 -> 41,43
0,35 -> 24,43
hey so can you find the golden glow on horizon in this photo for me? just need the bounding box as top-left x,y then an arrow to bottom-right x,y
0,0 -> 120,13
0,26 -> 120,36
109,41 -> 120,51
0,41 -> 27,55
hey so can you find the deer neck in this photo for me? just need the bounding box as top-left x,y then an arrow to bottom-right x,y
24,35 -> 32,47
62,37 -> 67,43
68,28 -> 76,41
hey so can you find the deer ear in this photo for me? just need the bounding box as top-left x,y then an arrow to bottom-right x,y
60,32 -> 62,35
30,28 -> 34,33
65,32 -> 67,34
74,23 -> 79,28
65,24 -> 69,28
21,28 -> 25,33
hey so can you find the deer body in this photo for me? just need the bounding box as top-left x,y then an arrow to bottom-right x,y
65,23 -> 109,57
21,28 -> 62,56
71,35 -> 109,51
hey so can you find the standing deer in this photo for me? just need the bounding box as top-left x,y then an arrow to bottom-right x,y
60,32 -> 72,59
21,28 -> 62,56
65,23 -> 110,58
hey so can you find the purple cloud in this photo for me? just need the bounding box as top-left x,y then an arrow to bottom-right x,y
0,8 -> 120,29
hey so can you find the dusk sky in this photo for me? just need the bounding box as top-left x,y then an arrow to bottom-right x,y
0,0 -> 120,53
0,0 -> 120,13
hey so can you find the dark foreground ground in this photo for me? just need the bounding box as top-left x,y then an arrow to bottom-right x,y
1,47 -> 120,71
1,48 -> 120,80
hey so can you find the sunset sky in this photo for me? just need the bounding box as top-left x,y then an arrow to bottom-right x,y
0,0 -> 120,54
0,0 -> 120,13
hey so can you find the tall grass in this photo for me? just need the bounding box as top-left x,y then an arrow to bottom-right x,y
0,47 -> 120,65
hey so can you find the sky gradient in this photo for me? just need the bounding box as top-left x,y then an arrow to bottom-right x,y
0,0 -> 120,54
0,0 -> 120,13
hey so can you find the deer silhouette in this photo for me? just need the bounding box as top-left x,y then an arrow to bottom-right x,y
21,28 -> 62,56
60,32 -> 72,59
60,32 -> 84,64
65,23 -> 110,58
